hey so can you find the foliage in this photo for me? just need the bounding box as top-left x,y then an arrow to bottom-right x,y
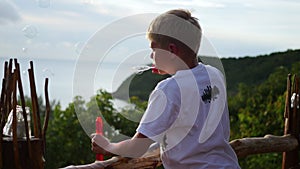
44,90 -> 148,168
222,49 -> 300,95
94,90 -> 147,139
45,97 -> 95,169
228,62 -> 300,168
229,66 -> 288,139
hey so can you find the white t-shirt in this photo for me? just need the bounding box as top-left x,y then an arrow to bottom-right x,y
137,63 -> 240,169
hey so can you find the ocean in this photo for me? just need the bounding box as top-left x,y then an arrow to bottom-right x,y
0,57 -> 142,110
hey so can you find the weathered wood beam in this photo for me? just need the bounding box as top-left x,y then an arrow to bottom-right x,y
105,134 -> 298,168
230,134 -> 298,158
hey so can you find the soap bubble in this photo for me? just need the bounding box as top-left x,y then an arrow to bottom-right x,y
22,70 -> 27,75
37,0 -> 50,8
42,68 -> 54,78
22,25 -> 38,39
22,47 -> 27,53
74,41 -> 85,55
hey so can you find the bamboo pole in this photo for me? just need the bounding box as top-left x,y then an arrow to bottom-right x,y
31,62 -> 42,139
0,63 -> 7,169
0,61 -> 13,169
7,59 -> 13,115
42,78 -> 50,155
0,62 -> 8,128
30,61 -> 42,138
1,61 -> 8,128
14,59 -> 33,168
12,71 -> 21,169
28,67 -> 39,138
28,63 -> 42,138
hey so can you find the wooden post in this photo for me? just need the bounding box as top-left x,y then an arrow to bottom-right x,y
12,71 -> 22,169
14,59 -> 33,169
282,75 -> 300,169
28,63 -> 42,138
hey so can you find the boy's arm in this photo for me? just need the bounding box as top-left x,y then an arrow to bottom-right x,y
92,132 -> 154,158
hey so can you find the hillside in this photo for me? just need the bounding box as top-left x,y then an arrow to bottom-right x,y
113,49 -> 300,101
222,49 -> 300,95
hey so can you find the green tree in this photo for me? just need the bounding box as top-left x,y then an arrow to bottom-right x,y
45,97 -> 94,169
95,90 -> 147,140
229,66 -> 290,169
45,90 -> 148,168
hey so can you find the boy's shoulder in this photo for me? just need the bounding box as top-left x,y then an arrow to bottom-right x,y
155,76 -> 176,90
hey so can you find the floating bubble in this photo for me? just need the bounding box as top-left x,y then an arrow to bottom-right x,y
42,68 -> 54,78
37,0 -> 50,8
22,47 -> 27,53
22,70 -> 27,75
22,25 -> 38,39
74,41 -> 85,55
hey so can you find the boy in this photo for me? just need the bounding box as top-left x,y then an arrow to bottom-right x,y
92,9 -> 240,169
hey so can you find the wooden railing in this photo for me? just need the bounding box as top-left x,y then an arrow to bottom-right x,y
99,134 -> 297,169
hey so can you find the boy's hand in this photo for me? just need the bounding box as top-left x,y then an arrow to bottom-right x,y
91,133 -> 111,155
92,142 -> 111,155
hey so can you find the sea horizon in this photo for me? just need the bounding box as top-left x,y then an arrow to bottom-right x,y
0,57 -> 138,110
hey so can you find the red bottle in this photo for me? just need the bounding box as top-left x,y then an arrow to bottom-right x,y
95,117 -> 104,161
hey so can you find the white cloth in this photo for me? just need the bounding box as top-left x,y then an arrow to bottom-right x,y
137,63 -> 240,169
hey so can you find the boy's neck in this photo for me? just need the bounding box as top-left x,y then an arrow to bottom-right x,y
172,57 -> 198,74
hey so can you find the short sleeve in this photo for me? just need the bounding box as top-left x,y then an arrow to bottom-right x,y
137,88 -> 180,143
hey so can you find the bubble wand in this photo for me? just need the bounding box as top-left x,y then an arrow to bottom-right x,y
95,117 -> 104,161
132,65 -> 159,74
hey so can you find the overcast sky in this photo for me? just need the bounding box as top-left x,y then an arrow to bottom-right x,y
0,0 -> 299,60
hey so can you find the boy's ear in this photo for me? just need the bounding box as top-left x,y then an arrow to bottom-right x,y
168,43 -> 178,54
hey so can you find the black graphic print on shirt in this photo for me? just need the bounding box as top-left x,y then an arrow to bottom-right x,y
201,85 -> 220,104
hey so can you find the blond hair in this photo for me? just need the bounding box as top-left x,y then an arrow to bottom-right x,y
147,9 -> 202,56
